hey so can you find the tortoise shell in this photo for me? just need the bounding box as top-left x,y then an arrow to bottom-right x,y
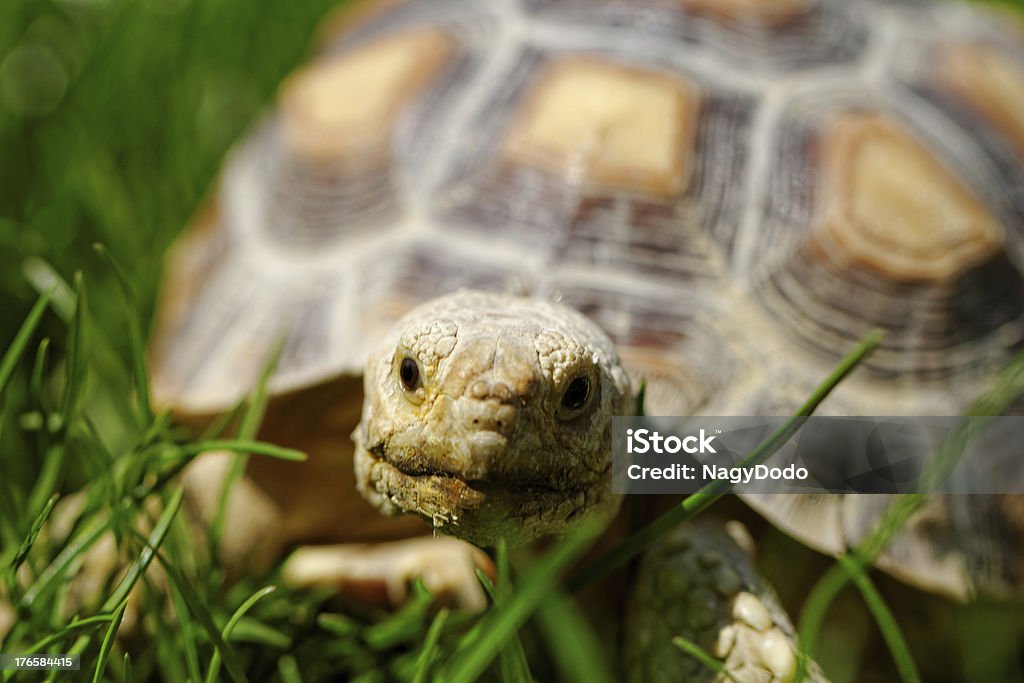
151,0 -> 1024,599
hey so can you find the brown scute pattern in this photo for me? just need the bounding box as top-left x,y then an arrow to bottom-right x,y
560,94 -> 752,273
525,0 -> 867,70
279,29 -> 454,161
315,0 -> 501,176
435,47 -> 749,282
751,102 -> 1024,378
502,57 -> 699,198
898,40 -> 1024,248
559,197 -> 724,282
255,120 -> 399,248
930,42 -> 1024,160
762,245 -> 1024,378
819,114 -> 1004,282
255,9 -> 495,248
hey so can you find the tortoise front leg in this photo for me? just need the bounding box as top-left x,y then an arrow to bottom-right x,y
626,520 -> 829,683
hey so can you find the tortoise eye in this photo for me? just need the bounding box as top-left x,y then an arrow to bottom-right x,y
558,376 -> 592,419
399,357 -> 421,391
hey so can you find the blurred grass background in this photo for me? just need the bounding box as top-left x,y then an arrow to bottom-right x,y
0,0 -> 341,376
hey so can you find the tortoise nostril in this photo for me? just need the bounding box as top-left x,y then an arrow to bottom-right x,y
462,401 -> 519,434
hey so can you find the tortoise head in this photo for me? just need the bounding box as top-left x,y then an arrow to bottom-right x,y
353,290 -> 631,547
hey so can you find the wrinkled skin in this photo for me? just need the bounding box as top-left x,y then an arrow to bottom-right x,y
354,290 -> 631,547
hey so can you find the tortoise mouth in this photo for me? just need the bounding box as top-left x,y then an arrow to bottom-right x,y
355,445 -> 617,547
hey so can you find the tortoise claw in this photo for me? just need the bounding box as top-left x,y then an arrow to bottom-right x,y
283,536 -> 494,612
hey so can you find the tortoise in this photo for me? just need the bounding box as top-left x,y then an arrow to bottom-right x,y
148,0 -> 1024,678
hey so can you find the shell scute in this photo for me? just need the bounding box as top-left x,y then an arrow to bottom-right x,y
751,100 -> 1024,379
434,46 -> 750,283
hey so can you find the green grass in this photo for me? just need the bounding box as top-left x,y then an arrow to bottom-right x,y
2,0 -> 1024,681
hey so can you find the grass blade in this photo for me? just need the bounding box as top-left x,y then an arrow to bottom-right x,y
21,258 -> 74,322
1,613 -> 119,682
317,613 -> 360,638
18,614 -> 118,657
20,514 -> 113,608
23,278 -> 85,516
204,586 -> 277,683
102,487 -> 183,612
25,443 -> 67,530
412,609 -> 450,683
229,617 -> 292,648
10,493 -> 58,574
797,348 -> 1024,679
498,627 -> 532,680
492,541 -> 533,683
211,336 -> 285,553
278,655 -> 303,683
180,439 -> 306,461
672,636 -> 739,683
30,337 -> 51,409
0,290 -> 51,398
167,563 -> 204,683
59,271 -> 88,425
440,517 -> 604,683
536,590 -> 616,683
363,581 -> 433,650
92,602 -> 127,683
92,243 -> 153,423
199,396 -> 247,440
838,556 -> 920,683
154,551 -> 250,683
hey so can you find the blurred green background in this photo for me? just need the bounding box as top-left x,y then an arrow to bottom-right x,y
0,0 -> 343,364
